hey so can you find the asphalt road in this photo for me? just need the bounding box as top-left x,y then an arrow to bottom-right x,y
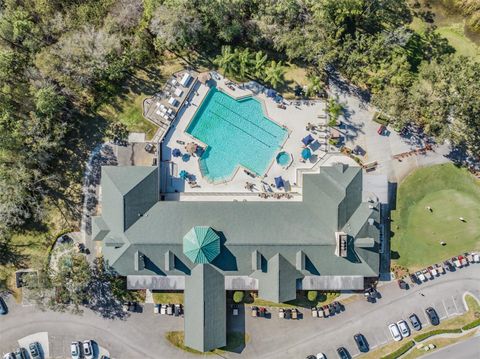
423,335 -> 480,359
1,264 -> 479,359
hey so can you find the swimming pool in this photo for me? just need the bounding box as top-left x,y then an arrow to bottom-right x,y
186,87 -> 287,182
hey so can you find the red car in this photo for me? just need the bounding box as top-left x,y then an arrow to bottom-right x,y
377,125 -> 386,135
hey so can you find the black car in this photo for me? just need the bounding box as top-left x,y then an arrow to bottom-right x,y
409,313 -> 422,331
29,342 -> 42,359
0,296 -> 7,315
354,333 -> 369,352
425,307 -> 440,326
284,309 -> 292,319
337,347 -> 350,359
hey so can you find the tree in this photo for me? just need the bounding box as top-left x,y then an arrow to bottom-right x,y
23,251 -> 92,314
214,46 -> 238,78
307,290 -> 318,302
236,48 -> 252,79
264,60 -> 285,89
106,122 -> 128,144
233,291 -> 244,303
306,75 -> 325,97
253,51 -> 268,78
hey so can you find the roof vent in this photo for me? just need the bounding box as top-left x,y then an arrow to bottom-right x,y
252,250 -> 262,271
296,251 -> 306,270
335,232 -> 348,257
165,250 -> 175,271
368,218 -> 375,226
134,251 -> 145,271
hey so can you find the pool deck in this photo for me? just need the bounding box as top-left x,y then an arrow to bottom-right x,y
160,73 -> 340,201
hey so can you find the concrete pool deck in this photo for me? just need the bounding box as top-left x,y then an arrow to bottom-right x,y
160,73 -> 332,200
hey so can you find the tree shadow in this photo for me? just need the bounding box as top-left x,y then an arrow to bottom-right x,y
390,250 -> 401,260
0,238 -> 28,268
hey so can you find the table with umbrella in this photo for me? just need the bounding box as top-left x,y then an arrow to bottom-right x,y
172,148 -> 182,157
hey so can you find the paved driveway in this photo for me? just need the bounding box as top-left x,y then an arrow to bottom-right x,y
327,75 -> 451,183
1,264 -> 479,359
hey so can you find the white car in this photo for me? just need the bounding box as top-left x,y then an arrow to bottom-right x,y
388,323 -> 402,341
397,320 -> 411,337
82,340 -> 94,359
316,353 -> 326,359
70,342 -> 80,359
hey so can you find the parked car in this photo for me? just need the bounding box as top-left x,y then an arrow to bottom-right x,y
435,263 -> 445,275
423,268 -> 433,280
166,304 -> 173,315
336,346 -> 350,359
232,304 -> 239,316
428,266 -> 438,277
174,304 -> 182,316
443,260 -> 454,271
259,307 -> 267,317
397,320 -> 411,337
409,273 -> 418,284
284,309 -> 292,319
160,304 -> 167,315
377,125 -> 386,136
328,303 -> 336,314
13,348 -> 26,359
317,307 -> 324,318
0,296 -> 7,315
29,342 -> 42,359
251,306 -> 258,317
416,271 -> 426,282
409,313 -> 422,331
388,323 -> 402,341
316,354 -> 326,359
354,333 -> 369,352
278,308 -> 285,319
322,305 -> 330,317
397,279 -> 409,290
333,301 -> 343,313
311,307 -> 318,317
70,342 -> 81,359
2,353 -> 15,359
154,304 -> 160,314
306,356 -> 316,359
425,307 -> 440,326
473,252 -> 480,263
291,308 -> 298,319
82,340 -> 94,359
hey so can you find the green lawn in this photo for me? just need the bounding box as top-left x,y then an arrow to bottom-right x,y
250,291 -> 340,308
391,164 -> 480,270
152,291 -> 183,304
409,3 -> 480,59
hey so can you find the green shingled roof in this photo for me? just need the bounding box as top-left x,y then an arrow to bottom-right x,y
183,226 -> 220,264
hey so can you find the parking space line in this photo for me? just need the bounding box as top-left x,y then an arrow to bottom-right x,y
452,295 -> 460,313
442,300 -> 449,317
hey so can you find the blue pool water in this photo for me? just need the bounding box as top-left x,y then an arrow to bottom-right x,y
186,87 -> 287,182
276,151 -> 291,166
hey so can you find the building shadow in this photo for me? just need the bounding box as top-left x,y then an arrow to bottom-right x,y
211,232 -> 238,271
225,299 -> 247,354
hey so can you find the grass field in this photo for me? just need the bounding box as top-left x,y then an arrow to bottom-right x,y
391,164 -> 480,270
152,291 -> 183,304
409,2 -> 480,58
249,291 -> 340,309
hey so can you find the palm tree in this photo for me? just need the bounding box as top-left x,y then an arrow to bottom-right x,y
264,60 -> 285,89
306,75 -> 324,97
253,50 -> 268,78
236,48 -> 252,79
214,46 -> 238,78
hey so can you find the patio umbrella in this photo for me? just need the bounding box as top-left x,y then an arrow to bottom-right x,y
274,176 -> 284,189
185,142 -> 198,155
302,134 -> 314,146
198,72 -> 212,85
301,148 -> 312,160
266,89 -> 276,98
179,170 -> 188,180
172,148 -> 181,157
182,153 -> 190,162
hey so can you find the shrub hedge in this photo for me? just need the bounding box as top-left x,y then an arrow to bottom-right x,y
462,318 -> 480,331
414,328 -> 462,342
381,340 -> 415,359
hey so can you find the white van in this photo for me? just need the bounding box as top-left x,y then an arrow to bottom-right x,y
389,323 -> 402,341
